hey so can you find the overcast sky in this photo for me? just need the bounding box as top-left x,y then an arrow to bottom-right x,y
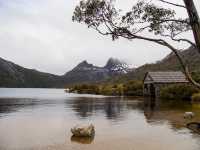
0,0 -> 200,75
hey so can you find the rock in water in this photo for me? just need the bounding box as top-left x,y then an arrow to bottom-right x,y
71,124 -> 95,137
187,122 -> 200,134
184,112 -> 195,119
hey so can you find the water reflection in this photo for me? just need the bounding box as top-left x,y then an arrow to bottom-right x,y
1,89 -> 200,150
66,97 -> 143,121
0,98 -> 59,117
143,97 -> 200,130
144,97 -> 156,122
1,95 -> 199,129
0,98 -> 36,116
71,135 -> 95,144
66,96 -> 200,131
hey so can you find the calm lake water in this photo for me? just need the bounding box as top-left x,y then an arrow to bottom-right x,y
0,88 -> 200,150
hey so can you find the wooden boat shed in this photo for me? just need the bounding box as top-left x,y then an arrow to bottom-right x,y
143,71 -> 189,97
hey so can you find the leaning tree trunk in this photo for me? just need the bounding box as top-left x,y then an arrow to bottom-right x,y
183,0 -> 200,53
164,41 -> 200,89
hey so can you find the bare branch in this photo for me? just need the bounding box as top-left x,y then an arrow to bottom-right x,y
126,31 -> 200,88
103,25 -> 200,88
157,0 -> 186,8
92,26 -> 111,36
159,32 -> 196,47
173,38 -> 197,48
159,19 -> 189,24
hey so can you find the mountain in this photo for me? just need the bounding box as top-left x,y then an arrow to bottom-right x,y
0,57 -> 130,87
1,46 -> 199,88
0,57 -> 63,88
63,58 -> 131,85
110,46 -> 200,83
104,58 -> 131,74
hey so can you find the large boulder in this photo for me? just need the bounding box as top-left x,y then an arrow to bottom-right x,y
71,124 -> 95,137
183,112 -> 195,119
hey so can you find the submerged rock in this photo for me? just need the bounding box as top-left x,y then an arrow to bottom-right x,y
71,124 -> 95,137
187,122 -> 200,134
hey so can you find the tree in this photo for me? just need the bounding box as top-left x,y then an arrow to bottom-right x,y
72,0 -> 200,88
183,0 -> 200,51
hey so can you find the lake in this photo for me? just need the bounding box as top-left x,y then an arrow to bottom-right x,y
0,88 -> 200,150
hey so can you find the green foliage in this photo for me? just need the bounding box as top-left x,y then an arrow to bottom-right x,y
70,84 -> 100,94
68,80 -> 143,96
191,71 -> 200,83
123,80 -> 143,96
192,93 -> 200,102
100,85 -> 115,95
72,0 -> 190,41
160,84 -> 199,100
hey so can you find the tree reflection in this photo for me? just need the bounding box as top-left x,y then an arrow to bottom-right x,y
67,97 -> 96,118
66,97 -> 143,121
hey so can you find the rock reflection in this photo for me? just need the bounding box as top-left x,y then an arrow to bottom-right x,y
71,135 -> 94,144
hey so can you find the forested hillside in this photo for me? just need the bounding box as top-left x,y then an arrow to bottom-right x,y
109,47 -> 200,83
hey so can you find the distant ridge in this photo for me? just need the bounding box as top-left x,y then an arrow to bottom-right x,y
0,57 -> 62,88
63,58 -> 131,85
0,57 -> 130,87
1,47 -> 199,87
109,46 -> 200,83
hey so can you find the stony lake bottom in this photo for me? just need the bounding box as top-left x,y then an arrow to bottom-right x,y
0,88 -> 200,150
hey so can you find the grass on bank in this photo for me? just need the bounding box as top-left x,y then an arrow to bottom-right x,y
160,84 -> 199,100
67,80 -> 143,96
192,93 -> 200,102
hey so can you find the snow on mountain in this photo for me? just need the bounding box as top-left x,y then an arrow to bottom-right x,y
63,58 -> 132,85
104,58 -> 131,74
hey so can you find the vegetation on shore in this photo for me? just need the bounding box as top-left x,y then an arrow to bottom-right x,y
67,80 -> 143,96
159,72 -> 200,101
192,93 -> 200,102
160,84 -> 199,100
67,72 -> 200,100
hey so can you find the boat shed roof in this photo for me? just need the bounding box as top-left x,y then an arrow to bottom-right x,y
144,71 -> 189,84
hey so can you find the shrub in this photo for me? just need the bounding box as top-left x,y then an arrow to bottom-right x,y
69,84 -> 100,94
192,93 -> 200,102
99,85 -> 115,95
68,80 -> 143,96
123,80 -> 143,96
191,71 -> 200,84
160,84 -> 199,100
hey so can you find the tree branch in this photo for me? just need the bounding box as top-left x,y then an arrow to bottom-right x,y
173,38 -> 197,48
159,33 -> 197,48
157,0 -> 186,8
72,0 -> 200,89
133,34 -> 200,88
107,26 -> 200,88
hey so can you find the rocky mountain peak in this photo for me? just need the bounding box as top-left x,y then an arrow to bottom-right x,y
104,58 -> 122,69
75,60 -> 94,69
104,58 -> 130,74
